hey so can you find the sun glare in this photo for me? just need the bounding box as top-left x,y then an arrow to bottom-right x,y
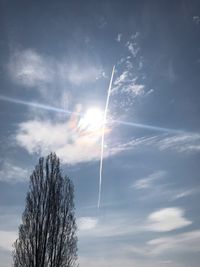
78,108 -> 104,132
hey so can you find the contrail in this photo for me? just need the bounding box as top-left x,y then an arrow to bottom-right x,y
0,94 -> 79,116
0,94 -> 186,135
98,65 -> 115,208
111,119 -> 184,134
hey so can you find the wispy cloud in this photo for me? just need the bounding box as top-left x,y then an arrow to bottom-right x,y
15,117 -> 102,164
193,16 -> 200,24
111,32 -> 148,106
78,207 -> 192,238
126,32 -> 140,58
78,217 -> 98,231
117,133 -> 200,155
8,49 -> 53,88
0,162 -> 28,183
8,49 -> 105,90
15,113 -> 133,164
77,213 -> 142,238
147,230 -> 200,255
133,171 -> 166,189
0,231 -> 17,251
157,133 -> 200,153
172,188 -> 200,200
79,257 -> 175,267
145,207 -> 192,232
116,33 -> 122,42
125,229 -> 200,258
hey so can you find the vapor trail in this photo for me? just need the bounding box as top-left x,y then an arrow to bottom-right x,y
98,65 -> 115,208
111,119 -> 184,134
0,94 -> 79,116
0,94 -> 185,135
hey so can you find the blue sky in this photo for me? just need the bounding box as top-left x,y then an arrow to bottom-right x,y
0,1 -> 200,266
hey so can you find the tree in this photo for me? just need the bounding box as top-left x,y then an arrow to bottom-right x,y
13,153 -> 78,267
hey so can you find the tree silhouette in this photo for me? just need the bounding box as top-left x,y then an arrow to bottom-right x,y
13,153 -> 78,267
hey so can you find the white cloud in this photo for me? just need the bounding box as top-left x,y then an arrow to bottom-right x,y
98,17 -> 107,29
193,16 -> 200,24
147,230 -> 200,255
15,118 -> 102,164
172,188 -> 200,200
79,257 -> 175,267
133,171 -> 166,189
8,49 -> 53,88
116,133 -> 200,155
114,71 -> 129,86
0,162 -> 28,183
123,83 -> 145,95
112,32 -> 148,102
77,214 -> 142,238
78,217 -> 98,231
113,70 -> 145,97
126,42 -> 140,58
8,49 -> 104,90
14,116 -> 200,165
63,63 -> 103,85
15,115 -> 128,164
126,32 -> 140,58
0,231 -> 17,251
157,133 -> 200,153
146,208 -> 192,232
116,33 -> 122,42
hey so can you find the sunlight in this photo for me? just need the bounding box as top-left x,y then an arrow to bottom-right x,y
78,107 -> 104,132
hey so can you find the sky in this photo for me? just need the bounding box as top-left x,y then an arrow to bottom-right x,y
0,0 -> 200,266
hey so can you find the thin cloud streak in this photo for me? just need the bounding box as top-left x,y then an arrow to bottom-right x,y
133,171 -> 166,189
0,162 -> 28,183
0,94 -> 78,116
98,65 -> 115,208
111,119 -> 185,134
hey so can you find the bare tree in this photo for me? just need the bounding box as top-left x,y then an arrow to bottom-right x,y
13,153 -> 78,267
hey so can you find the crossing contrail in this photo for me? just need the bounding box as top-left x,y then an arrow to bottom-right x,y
0,94 -> 79,116
0,94 -> 186,135
111,119 -> 184,134
98,65 -> 115,208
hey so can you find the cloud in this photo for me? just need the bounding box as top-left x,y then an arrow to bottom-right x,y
15,113 -> 130,164
146,208 -> 192,232
0,162 -> 28,183
157,133 -> 200,153
15,118 -> 102,164
0,231 -> 17,251
112,32 -> 148,106
8,49 -> 53,88
133,171 -> 166,189
62,63 -> 103,85
8,49 -> 104,90
126,32 -> 140,58
172,188 -> 200,200
114,71 -> 129,85
77,213 -> 142,238
117,133 -> 200,155
193,16 -> 200,24
14,115 -> 200,166
147,230 -> 200,255
124,83 -> 145,95
98,16 -> 107,29
113,71 -> 145,97
116,33 -> 122,42
125,230 -> 200,258
79,257 -> 175,267
78,217 -> 98,231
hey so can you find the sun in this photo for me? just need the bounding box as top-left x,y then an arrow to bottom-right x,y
78,107 -> 104,132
